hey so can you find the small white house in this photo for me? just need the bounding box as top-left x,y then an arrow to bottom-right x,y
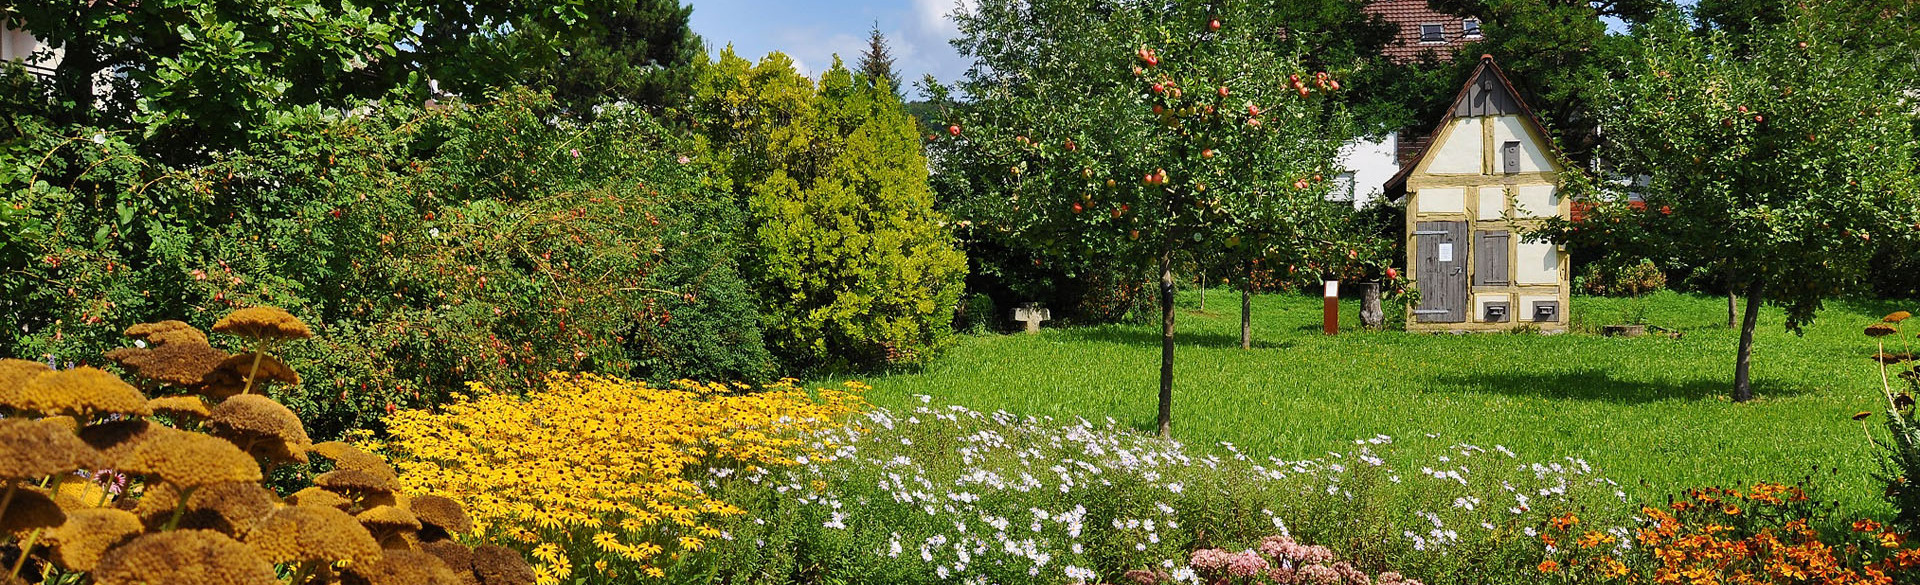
1383,55 -> 1570,333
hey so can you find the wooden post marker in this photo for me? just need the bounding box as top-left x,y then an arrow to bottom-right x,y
1322,280 -> 1339,336
1014,303 -> 1051,334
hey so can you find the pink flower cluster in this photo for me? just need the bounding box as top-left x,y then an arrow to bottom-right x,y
1261,535 -> 1334,564
1177,535 -> 1424,585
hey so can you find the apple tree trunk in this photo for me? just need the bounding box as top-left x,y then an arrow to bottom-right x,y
1733,280 -> 1764,402
1240,286 -> 1252,350
1359,281 -> 1385,330
1727,290 -> 1738,328
1158,248 -> 1176,438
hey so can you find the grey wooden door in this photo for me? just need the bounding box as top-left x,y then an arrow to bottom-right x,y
1414,221 -> 1468,322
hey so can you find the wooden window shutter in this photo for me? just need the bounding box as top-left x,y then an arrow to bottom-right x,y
1502,141 -> 1522,174
1474,231 -> 1510,286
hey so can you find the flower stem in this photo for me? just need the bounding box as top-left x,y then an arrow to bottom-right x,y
164,485 -> 201,531
9,527 -> 44,578
0,481 -> 15,546
242,338 -> 268,395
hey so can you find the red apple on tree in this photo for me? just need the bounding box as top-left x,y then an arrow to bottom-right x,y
948,125 -> 962,136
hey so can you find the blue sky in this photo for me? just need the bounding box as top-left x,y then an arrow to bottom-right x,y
686,0 -> 972,99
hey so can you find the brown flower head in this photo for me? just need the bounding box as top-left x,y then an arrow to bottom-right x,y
1869,323 -> 1899,337
0,418 -> 101,478
286,486 -> 353,510
211,307 -> 313,341
92,529 -> 277,585
0,488 -> 66,532
316,468 -> 400,496
202,353 -> 302,399
1857,411 -> 1875,421
408,495 -> 473,540
245,504 -> 382,565
0,359 -> 50,398
120,431 -> 262,488
418,541 -> 478,585
124,321 -> 211,347
43,508 -> 143,571
149,395 -> 212,419
79,419 -> 181,469
207,394 -> 311,465
341,548 -> 465,585
357,505 -> 421,536
1875,352 -> 1911,365
1888,311 -> 1913,323
5,367 -> 149,418
106,333 -> 230,390
135,482 -> 279,536
471,545 -> 537,585
312,441 -> 397,480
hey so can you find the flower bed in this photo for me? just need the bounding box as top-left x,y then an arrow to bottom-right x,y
681,396 -> 1631,585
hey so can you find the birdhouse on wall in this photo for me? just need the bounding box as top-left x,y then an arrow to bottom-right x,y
1383,55 -> 1569,332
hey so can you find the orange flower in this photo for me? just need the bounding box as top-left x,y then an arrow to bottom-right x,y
1856,519 -> 1886,533
1538,560 -> 1560,573
1723,504 -> 1742,516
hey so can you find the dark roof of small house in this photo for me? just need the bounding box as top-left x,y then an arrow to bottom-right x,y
1362,0 -> 1480,63
1382,55 -> 1562,201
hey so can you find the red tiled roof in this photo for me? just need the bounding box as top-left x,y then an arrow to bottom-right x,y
1362,0 -> 1480,63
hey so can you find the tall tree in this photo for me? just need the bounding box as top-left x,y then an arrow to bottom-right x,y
930,0 -> 1351,437
6,0 -> 413,159
1543,4 -> 1919,402
858,22 -> 900,94
464,0 -> 704,115
692,50 -> 969,371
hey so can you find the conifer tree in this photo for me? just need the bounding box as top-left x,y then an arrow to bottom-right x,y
858,23 -> 900,94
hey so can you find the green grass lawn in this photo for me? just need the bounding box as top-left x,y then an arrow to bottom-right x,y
842,290 -> 1909,517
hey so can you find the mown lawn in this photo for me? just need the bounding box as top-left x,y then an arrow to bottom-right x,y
844,290 -> 1907,517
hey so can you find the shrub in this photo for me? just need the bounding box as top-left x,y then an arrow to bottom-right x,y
0,308 -> 534,585
373,372 -> 869,582
1577,258 -> 1667,298
2,89 -> 773,440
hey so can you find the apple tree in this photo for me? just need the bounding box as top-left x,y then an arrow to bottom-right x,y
1540,4 -> 1919,401
927,0 -> 1352,437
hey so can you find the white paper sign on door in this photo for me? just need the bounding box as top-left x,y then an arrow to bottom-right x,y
1437,243 -> 1454,262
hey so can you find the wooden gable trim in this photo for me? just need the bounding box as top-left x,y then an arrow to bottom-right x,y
1383,55 -> 1564,201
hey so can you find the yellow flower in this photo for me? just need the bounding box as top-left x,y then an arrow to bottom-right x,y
377,373 -> 865,582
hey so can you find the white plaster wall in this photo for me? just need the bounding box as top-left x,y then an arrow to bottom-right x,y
1335,133 -> 1399,209
1475,294 -> 1514,322
1428,118 -> 1483,174
1516,242 -> 1560,284
1476,187 -> 1505,220
0,26 -> 35,62
1519,295 -> 1561,322
1418,187 -> 1465,213
1493,115 -> 1555,173
1512,184 -> 1559,218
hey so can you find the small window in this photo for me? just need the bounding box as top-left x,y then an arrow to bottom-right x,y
1462,19 -> 1482,38
1419,24 -> 1445,43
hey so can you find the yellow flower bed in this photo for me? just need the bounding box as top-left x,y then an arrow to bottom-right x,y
372,373 -> 868,583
